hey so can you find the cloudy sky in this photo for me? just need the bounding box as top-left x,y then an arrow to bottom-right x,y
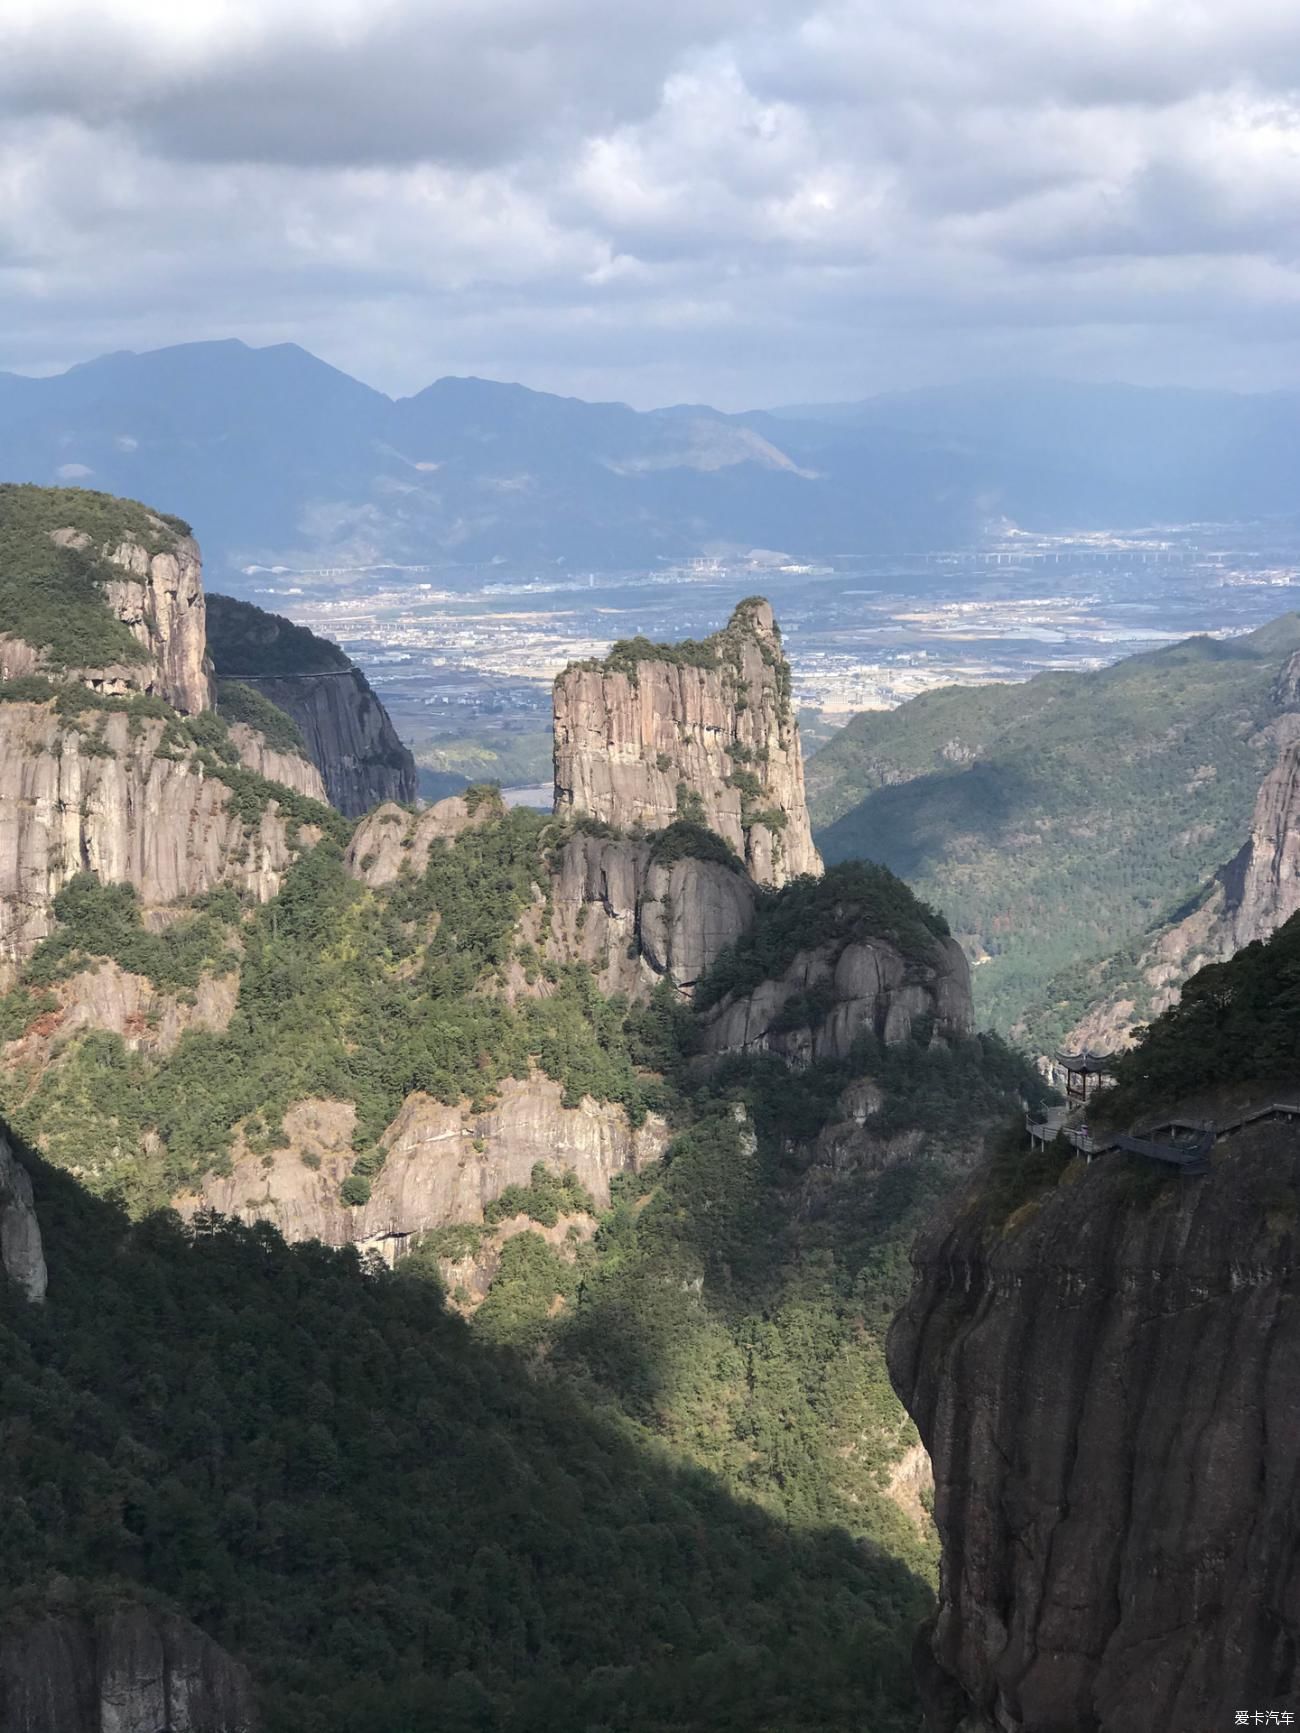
4,0 -> 1300,407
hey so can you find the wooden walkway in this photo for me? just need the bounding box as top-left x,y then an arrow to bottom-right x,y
1026,1100 -> 1300,1177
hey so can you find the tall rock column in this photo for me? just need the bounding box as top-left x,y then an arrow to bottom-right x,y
552,598 -> 821,888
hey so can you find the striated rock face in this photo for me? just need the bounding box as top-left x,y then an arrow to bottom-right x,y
345,791 -> 504,888
0,704 -> 318,970
180,1079 -> 669,1261
98,531 -> 213,715
227,722 -> 327,803
888,1127 -> 1300,1733
205,593 -> 416,816
546,833 -> 757,997
0,1125 -> 46,1302
552,599 -> 820,887
5,960 -> 239,1067
700,932 -> 973,1064
0,519 -> 214,715
1217,730 -> 1300,952
0,1607 -> 256,1732
231,669 -> 414,817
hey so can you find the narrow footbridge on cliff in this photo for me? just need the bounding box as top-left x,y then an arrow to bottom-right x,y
1027,1100 -> 1300,1175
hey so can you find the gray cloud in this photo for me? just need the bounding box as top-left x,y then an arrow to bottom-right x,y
3,0 -> 1300,406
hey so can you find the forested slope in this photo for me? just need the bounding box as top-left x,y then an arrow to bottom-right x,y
2,1142 -> 927,1733
0,815 -> 1043,1729
809,617 -> 1300,1033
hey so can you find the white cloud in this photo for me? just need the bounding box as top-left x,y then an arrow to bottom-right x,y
4,0 -> 1300,404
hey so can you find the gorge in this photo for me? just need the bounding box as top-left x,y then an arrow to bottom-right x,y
1,481 -> 1297,1733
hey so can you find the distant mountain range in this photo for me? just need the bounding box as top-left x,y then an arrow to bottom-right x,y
5,341 -> 1300,590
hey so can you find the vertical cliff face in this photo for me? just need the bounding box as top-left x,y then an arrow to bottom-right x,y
553,598 -> 821,887
0,703 -> 322,970
181,1079 -> 669,1263
96,532 -> 213,714
545,832 -> 758,999
699,927 -> 973,1062
0,1127 -> 46,1301
0,1608 -> 256,1733
888,1130 -> 1300,1733
206,594 -> 417,816
0,490 -> 213,714
0,491 -> 332,976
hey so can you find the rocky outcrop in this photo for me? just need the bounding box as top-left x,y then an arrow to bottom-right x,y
96,531 -> 213,715
0,1606 -> 256,1732
888,1124 -> 1300,1733
553,599 -> 821,887
0,1126 -> 46,1301
700,931 -> 973,1063
227,722 -> 327,803
180,1079 -> 669,1261
0,703 -> 319,970
5,960 -> 239,1066
233,668 -> 415,816
546,833 -> 757,997
345,791 -> 504,888
0,516 -> 213,715
436,1209 -> 597,1310
205,593 -> 416,816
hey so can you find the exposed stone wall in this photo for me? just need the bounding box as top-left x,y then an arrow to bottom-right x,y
1063,729 -> 1300,1053
345,792 -> 504,888
0,704 -> 318,970
233,669 -> 416,817
888,1127 -> 1300,1733
180,1079 -> 669,1262
0,1607 -> 256,1732
546,833 -> 757,999
700,932 -> 973,1064
552,599 -> 821,887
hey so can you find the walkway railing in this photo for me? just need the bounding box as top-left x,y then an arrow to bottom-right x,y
1027,1099 -> 1300,1177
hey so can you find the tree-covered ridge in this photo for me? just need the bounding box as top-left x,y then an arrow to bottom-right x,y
694,861 -> 951,1011
810,618 -> 1300,1034
1103,909 -> 1300,1118
0,482 -> 193,669
0,1145 -> 927,1733
0,786 -> 1049,1726
205,592 -> 350,677
0,814 -> 665,1208
472,1030 -> 1044,1558
215,679 -> 308,755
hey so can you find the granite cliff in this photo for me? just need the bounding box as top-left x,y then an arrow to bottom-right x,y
890,1118 -> 1300,1733
553,598 -> 821,887
206,594 -> 417,817
0,1606 -> 256,1733
183,1079 -> 669,1263
0,488 -> 335,978
0,488 -> 212,715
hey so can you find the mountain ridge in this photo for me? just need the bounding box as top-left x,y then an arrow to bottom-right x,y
811,612 -> 1300,1038
16,342 -> 1300,585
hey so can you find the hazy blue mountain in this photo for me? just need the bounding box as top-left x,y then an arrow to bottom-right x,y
775,377 -> 1300,527
5,343 -> 1300,593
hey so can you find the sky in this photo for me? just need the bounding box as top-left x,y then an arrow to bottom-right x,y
4,0 -> 1300,408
